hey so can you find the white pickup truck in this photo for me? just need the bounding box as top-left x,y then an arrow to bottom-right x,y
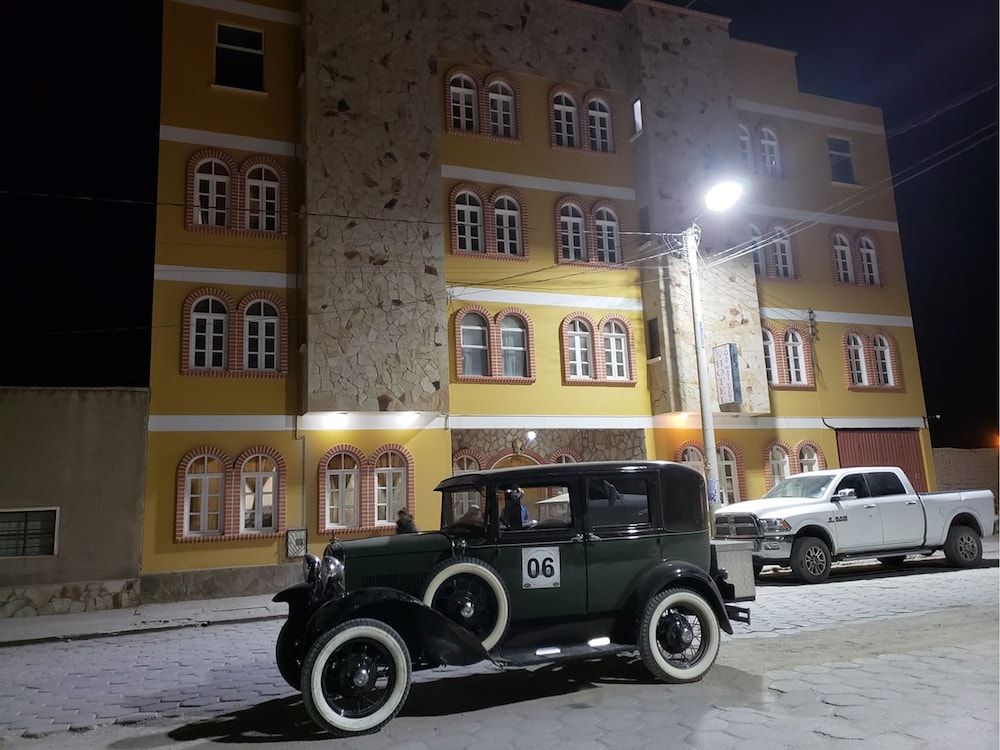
714,466 -> 996,583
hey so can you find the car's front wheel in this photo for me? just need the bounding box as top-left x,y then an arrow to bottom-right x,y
301,618 -> 411,737
790,536 -> 831,583
638,587 -> 721,683
943,525 -> 982,568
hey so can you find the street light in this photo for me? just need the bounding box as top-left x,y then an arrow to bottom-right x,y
684,180 -> 743,534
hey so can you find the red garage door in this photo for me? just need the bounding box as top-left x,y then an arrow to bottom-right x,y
835,429 -> 927,491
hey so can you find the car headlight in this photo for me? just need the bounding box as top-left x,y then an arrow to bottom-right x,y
302,554 -> 320,584
759,518 -> 791,533
318,555 -> 346,598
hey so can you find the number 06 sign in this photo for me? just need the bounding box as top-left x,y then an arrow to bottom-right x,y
521,547 -> 561,589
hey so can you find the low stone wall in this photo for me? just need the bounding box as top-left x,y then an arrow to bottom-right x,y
933,448 -> 999,514
139,563 -> 301,605
0,579 -> 140,618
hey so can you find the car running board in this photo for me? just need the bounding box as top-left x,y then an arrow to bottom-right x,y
837,547 -> 935,561
493,641 -> 634,667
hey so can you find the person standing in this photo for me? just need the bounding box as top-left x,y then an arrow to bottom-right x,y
396,508 -> 418,534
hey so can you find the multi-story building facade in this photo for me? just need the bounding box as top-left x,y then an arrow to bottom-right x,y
145,0 -> 934,594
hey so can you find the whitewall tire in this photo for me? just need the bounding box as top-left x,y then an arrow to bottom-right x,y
638,587 -> 721,683
420,557 -> 510,651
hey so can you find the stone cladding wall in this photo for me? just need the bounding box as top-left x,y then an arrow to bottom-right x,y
452,428 -> 647,466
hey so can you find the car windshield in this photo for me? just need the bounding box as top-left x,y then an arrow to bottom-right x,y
764,475 -> 835,499
440,485 -> 489,534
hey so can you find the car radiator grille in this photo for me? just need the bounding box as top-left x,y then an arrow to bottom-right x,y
715,514 -> 760,538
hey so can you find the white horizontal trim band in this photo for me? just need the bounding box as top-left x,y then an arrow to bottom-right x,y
159,125 -> 296,157
154,265 -> 296,289
747,203 -> 899,233
170,0 -> 300,24
441,165 -> 636,201
761,307 -> 913,328
736,99 -> 885,135
448,286 -> 642,311
448,415 -> 653,429
653,413 -> 925,430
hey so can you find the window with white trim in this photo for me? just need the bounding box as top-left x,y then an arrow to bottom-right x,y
773,229 -> 794,278
559,203 -> 585,260
762,329 -> 777,384
594,208 -> 620,263
245,165 -> 279,232
449,75 -> 478,131
873,335 -> 895,386
460,312 -> 489,376
553,454 -> 576,464
326,452 -> 360,528
0,509 -> 58,557
769,446 -> 790,484
215,24 -> 263,91
195,159 -> 229,227
587,98 -> 613,152
451,455 -> 480,516
488,81 -> 516,138
244,300 -> 278,371
190,298 -> 227,370
828,137 -> 856,184
501,316 -> 528,377
603,320 -> 629,380
750,224 -> 764,276
760,128 -> 781,176
681,446 -> 705,475
739,124 -> 752,171
454,191 -> 484,252
859,236 -> 880,285
798,445 -> 819,473
240,454 -> 277,532
718,447 -> 740,504
785,330 -> 806,384
375,451 -> 406,523
847,333 -> 868,385
184,455 -> 224,536
567,319 -> 592,378
494,196 -> 522,256
631,98 -> 643,135
833,233 -> 854,283
553,94 -> 578,147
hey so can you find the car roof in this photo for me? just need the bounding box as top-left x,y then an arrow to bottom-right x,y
434,460 -> 686,491
793,466 -> 903,478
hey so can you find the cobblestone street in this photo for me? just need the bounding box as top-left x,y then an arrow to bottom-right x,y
1,561 -> 997,748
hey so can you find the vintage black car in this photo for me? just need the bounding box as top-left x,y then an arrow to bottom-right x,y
273,461 -> 752,736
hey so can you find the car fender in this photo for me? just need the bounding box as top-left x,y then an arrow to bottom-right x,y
303,586 -> 493,667
272,582 -> 313,622
791,519 -> 838,555
626,560 -> 733,635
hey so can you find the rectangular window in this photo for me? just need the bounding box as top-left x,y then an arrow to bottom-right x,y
828,137 -> 856,184
0,509 -> 58,557
646,318 -> 660,360
497,482 -> 573,532
215,24 -> 264,92
587,476 -> 651,528
632,99 -> 643,135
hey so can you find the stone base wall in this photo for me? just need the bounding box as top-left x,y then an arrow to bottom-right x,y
453,428 -> 647,467
138,563 -> 301,605
933,448 -> 999,514
0,578 -> 139,618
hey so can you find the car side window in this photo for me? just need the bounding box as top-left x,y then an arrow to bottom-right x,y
497,482 -> 573,533
867,472 -> 907,497
835,473 -> 870,499
586,475 -> 652,529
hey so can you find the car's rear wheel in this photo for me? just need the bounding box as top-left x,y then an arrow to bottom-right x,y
301,618 -> 411,737
275,619 -> 303,690
420,557 -> 510,651
790,536 -> 831,583
943,525 -> 982,568
638,587 -> 720,683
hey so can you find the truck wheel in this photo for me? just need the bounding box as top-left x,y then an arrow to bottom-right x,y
638,587 -> 720,684
943,525 -> 982,568
420,557 -> 510,651
877,556 -> 907,567
301,618 -> 411,737
790,536 -> 831,583
275,619 -> 303,690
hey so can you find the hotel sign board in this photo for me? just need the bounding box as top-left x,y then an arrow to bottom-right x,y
713,343 -> 742,407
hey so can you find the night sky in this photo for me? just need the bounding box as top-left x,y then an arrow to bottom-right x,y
1,1 -> 995,448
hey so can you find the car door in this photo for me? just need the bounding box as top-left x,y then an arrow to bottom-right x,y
868,471 -> 925,548
830,473 -> 883,551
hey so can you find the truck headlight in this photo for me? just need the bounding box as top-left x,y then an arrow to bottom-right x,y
303,554 -> 320,584
759,518 -> 791,533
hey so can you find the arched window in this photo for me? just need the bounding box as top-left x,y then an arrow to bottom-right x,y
245,165 -> 279,232
244,300 -> 278,371
375,451 -> 406,523
762,329 -> 777,384
494,196 -> 522,256
594,208 -> 620,264
451,454 -> 480,516
773,228 -> 794,278
567,319 -> 593,378
587,98 -> 613,152
488,81 -> 516,138
833,233 -> 854,283
552,94 -> 578,147
847,333 -> 868,385
326,452 -> 360,528
449,74 -> 478,131
750,224 -> 764,276
454,455 -> 479,473
558,203 -> 585,261
768,446 -> 790,485
859,236 -> 880,285
681,446 -> 705,474
603,320 -> 629,380
738,124 -> 752,171
240,454 -> 277,532
190,297 -> 227,370
873,335 -> 894,386
718,447 -> 740,504
785,330 -> 806,384
195,159 -> 229,227
460,312 -> 489,376
553,454 -> 576,464
184,454 -> 224,536
501,316 -> 528,377
454,191 -> 484,252
760,128 -> 781,176
798,444 -> 819,473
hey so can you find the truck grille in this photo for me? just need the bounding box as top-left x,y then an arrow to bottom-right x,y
715,513 -> 760,538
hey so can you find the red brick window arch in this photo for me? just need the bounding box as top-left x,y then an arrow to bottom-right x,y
717,444 -> 744,504
759,126 -> 782,176
676,443 -> 706,475
175,447 -> 232,541
562,315 -> 597,381
551,89 -> 580,148
598,314 -> 637,385
455,307 -> 492,379
872,333 -> 898,387
832,232 -> 854,283
186,149 -> 237,231
761,326 -> 778,385
794,442 -> 826,474
844,331 -> 870,387
858,235 -> 881,286
492,191 -> 524,257
235,292 -> 288,376
784,329 -> 807,384
320,446 -> 365,531
451,185 -> 486,254
550,452 -> 580,464
556,198 -> 587,262
486,76 -> 518,139
181,288 -> 235,376
370,445 -> 415,525
585,95 -> 614,153
447,71 -> 480,133
239,156 -> 289,237
593,206 -> 621,264
233,447 -> 287,536
771,226 -> 794,278
764,441 -> 793,489
495,310 -> 534,380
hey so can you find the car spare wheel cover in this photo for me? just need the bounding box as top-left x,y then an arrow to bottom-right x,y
421,559 -> 510,651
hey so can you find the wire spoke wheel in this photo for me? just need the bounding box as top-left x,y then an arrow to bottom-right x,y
431,573 -> 498,640
639,588 -> 720,684
656,606 -> 708,668
320,638 -> 396,719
